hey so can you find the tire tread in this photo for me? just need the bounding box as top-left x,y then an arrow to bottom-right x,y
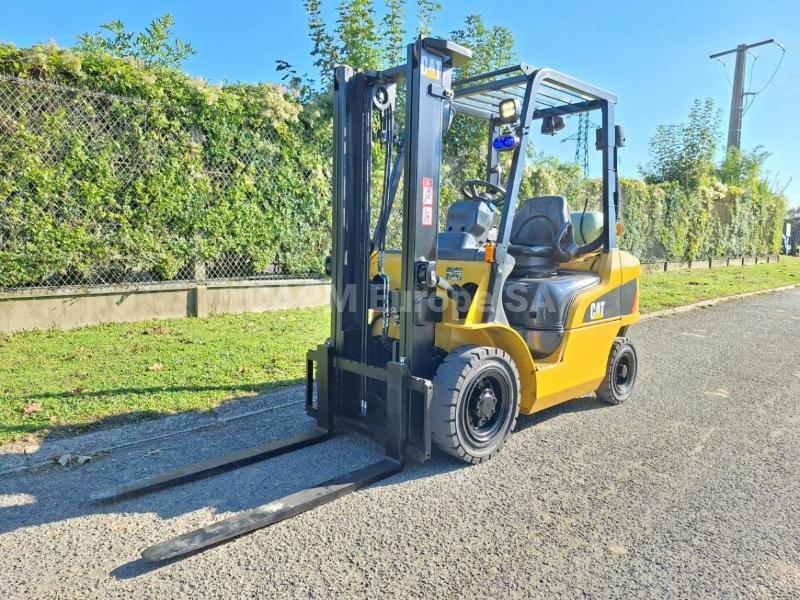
431,345 -> 521,463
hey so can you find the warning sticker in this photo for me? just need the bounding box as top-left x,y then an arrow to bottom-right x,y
421,177 -> 435,227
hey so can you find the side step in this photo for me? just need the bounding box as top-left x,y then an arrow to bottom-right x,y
92,428 -> 331,502
141,458 -> 402,562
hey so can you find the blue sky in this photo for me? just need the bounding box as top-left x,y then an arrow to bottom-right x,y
2,0 -> 799,206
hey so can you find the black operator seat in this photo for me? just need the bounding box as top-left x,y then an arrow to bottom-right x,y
507,195 -> 577,273
502,196 -> 600,358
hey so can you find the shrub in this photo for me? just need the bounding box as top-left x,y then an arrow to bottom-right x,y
0,43 -> 332,286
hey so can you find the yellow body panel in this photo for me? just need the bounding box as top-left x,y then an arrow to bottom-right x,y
369,244 -> 640,416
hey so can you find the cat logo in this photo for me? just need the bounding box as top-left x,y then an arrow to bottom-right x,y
421,55 -> 442,81
589,301 -> 606,321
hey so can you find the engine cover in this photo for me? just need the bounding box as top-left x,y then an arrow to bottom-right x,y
502,271 -> 600,357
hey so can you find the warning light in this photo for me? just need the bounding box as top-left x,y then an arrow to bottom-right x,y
484,243 -> 496,263
493,135 -> 518,152
498,99 -> 519,123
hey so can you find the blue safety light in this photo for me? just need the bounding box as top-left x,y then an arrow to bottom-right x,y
493,134 -> 518,152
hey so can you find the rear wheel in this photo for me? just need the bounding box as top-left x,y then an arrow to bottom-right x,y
596,337 -> 638,404
431,345 -> 521,464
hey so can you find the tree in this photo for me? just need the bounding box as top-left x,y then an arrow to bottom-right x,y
336,0 -> 381,72
450,15 -> 515,80
382,0 -> 406,65
77,14 -> 194,69
641,98 -> 721,188
306,0 -> 339,88
716,145 -> 770,188
288,0 -> 443,93
417,0 -> 441,37
444,15 -> 516,183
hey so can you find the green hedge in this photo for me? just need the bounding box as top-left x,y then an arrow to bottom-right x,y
0,43 -> 332,287
520,158 -> 786,261
0,44 -> 786,289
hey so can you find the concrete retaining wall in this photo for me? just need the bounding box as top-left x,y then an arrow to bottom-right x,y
643,255 -> 779,274
0,254 -> 781,333
0,279 -> 330,333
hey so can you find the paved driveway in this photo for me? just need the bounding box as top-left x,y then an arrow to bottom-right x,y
1,289 -> 798,598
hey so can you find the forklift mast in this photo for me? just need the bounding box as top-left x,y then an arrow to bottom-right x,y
324,38 -> 472,462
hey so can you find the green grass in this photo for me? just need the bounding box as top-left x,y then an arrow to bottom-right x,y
0,308 -> 330,447
640,256 -> 800,313
1,256 -> 798,447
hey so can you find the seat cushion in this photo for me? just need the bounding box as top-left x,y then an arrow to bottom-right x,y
507,243 -> 555,258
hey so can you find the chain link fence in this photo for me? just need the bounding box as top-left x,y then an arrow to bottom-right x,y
0,74 -> 329,292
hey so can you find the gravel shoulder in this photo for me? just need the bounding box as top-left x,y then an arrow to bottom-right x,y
1,289 -> 799,599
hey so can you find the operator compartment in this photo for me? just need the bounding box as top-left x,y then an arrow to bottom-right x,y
502,195 -> 601,358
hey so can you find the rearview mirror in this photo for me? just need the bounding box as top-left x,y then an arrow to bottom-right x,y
595,125 -> 627,148
615,125 -> 626,147
541,115 -> 565,135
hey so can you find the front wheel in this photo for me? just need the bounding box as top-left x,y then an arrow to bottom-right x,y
596,337 -> 638,404
431,345 -> 521,464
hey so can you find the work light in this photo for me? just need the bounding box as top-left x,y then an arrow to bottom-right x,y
497,98 -> 519,123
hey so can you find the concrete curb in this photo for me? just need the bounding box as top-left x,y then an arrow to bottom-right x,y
640,284 -> 798,321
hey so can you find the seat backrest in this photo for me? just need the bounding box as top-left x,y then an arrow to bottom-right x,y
508,196 -> 577,273
511,196 -> 572,247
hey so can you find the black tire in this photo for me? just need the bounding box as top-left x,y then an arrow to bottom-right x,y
596,337 -> 638,405
431,345 -> 521,464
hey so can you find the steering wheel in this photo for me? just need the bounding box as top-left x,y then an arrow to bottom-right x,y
462,180 -> 506,205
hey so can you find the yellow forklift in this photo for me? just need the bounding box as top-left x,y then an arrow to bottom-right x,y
95,37 -> 640,561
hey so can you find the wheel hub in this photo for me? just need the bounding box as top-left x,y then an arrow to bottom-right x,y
617,363 -> 629,380
474,388 -> 498,425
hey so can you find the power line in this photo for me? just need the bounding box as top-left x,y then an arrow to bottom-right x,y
748,46 -> 785,97
749,73 -> 800,99
742,47 -> 785,115
782,45 -> 800,67
755,54 -> 800,80
714,58 -> 733,86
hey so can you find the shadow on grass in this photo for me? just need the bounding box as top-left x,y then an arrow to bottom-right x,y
2,379 -> 304,446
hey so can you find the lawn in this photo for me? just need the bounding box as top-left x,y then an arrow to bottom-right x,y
2,256 -> 798,447
0,307 -> 330,447
639,256 -> 800,312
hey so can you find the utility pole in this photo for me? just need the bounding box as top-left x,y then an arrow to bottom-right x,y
710,39 -> 774,150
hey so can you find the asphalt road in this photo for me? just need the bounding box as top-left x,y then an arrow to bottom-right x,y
1,289 -> 799,599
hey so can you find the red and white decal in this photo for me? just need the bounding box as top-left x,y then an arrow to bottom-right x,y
421,177 -> 435,227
